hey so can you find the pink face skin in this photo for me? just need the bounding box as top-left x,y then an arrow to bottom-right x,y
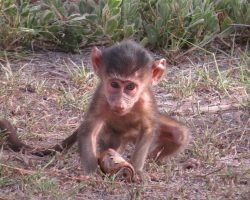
107,79 -> 137,97
104,77 -> 142,116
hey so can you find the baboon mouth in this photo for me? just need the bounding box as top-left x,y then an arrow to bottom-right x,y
113,109 -> 127,116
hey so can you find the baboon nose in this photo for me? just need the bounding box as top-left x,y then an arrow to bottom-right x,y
113,105 -> 126,113
114,106 -> 124,111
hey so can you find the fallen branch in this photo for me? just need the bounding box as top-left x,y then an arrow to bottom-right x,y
172,103 -> 242,116
196,103 -> 242,114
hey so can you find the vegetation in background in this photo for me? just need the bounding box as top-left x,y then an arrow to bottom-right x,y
0,0 -> 249,52
0,1 -> 249,200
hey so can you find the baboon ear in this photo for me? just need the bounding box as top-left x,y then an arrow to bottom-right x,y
91,47 -> 102,75
151,59 -> 167,85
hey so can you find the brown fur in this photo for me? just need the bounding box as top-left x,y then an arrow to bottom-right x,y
77,41 -> 190,175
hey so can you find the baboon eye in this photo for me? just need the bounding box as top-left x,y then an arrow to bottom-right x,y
111,81 -> 120,88
126,83 -> 136,90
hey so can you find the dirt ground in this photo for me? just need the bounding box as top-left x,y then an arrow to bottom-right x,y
0,46 -> 249,200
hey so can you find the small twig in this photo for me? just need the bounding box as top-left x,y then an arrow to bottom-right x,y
217,37 -> 231,48
197,165 -> 225,177
0,163 -> 33,175
79,40 -> 110,48
230,24 -> 250,28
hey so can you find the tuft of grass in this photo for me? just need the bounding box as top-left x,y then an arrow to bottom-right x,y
65,59 -> 97,87
56,59 -> 97,111
161,51 -> 249,104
